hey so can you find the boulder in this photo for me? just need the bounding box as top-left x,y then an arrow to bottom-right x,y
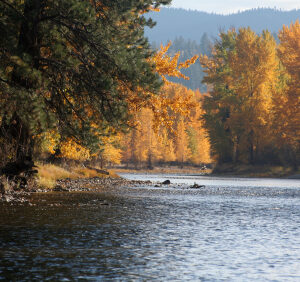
190,183 -> 205,189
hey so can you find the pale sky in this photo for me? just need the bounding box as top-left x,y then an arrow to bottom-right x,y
170,0 -> 300,14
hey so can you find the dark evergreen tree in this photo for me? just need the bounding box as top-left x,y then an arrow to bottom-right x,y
0,0 -> 171,166
200,33 -> 212,56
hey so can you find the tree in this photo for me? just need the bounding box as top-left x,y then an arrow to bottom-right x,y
0,0 -> 171,167
187,90 -> 212,165
228,28 -> 278,164
200,33 -> 212,56
120,83 -> 212,168
275,21 -> 300,168
201,28 -> 279,164
200,29 -> 237,164
175,118 -> 189,166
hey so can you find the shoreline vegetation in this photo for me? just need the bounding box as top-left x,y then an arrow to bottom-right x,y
1,162 -> 299,203
1,2 -> 299,194
0,163 -> 150,203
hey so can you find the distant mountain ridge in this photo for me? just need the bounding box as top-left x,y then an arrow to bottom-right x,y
145,8 -> 300,91
146,8 -> 300,43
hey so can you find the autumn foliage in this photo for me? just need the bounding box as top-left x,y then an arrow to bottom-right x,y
118,43 -> 211,168
200,23 -> 300,167
41,21 -> 299,170
121,84 -> 212,167
41,42 -> 210,167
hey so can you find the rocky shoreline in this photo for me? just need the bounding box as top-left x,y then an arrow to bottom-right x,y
0,175 -> 209,203
54,177 -> 152,192
0,177 -> 152,203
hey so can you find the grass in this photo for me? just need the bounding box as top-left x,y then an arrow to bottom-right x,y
36,163 -> 119,189
114,166 -> 212,175
0,176 -> 12,193
114,164 -> 299,178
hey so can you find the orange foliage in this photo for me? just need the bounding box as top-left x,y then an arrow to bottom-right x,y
97,135 -> 123,166
275,21 -> 300,152
152,42 -> 198,82
60,138 -> 91,161
121,84 -> 212,166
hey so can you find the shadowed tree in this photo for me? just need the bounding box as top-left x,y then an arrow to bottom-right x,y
0,0 -> 171,168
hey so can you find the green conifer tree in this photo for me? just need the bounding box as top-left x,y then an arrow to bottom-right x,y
0,0 -> 171,165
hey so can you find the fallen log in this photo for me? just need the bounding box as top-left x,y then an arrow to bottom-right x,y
86,166 -> 109,175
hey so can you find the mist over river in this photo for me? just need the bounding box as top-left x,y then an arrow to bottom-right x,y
1,174 -> 300,281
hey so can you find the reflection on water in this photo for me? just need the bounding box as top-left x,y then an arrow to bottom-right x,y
0,175 -> 300,281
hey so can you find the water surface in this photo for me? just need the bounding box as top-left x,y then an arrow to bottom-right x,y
0,174 -> 300,281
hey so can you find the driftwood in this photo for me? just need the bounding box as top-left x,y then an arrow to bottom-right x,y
86,166 -> 109,175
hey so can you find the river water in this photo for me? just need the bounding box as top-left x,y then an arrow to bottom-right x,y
0,174 -> 300,281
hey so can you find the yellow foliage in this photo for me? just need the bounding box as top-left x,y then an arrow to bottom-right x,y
99,135 -> 123,165
41,130 -> 60,154
38,39 -> 204,167
200,28 -> 279,163
150,83 -> 197,133
152,42 -> 198,82
60,139 -> 91,160
140,6 -> 160,14
121,85 -> 212,166
275,21 -> 300,149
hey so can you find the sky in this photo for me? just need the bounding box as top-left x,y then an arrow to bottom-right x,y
169,0 -> 300,14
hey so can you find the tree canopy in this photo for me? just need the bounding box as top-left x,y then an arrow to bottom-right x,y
200,24 -> 299,167
0,0 -> 171,163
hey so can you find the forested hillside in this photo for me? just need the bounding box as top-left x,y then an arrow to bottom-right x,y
146,8 -> 300,43
147,8 -> 300,90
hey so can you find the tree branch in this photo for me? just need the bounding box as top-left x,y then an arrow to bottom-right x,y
0,0 -> 25,20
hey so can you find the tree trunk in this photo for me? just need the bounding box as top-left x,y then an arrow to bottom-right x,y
0,1 -> 40,167
10,0 -> 40,161
233,136 -> 240,164
248,130 -> 255,165
0,113 -> 34,162
147,150 -> 153,169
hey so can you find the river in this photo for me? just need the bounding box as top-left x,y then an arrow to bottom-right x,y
0,174 -> 300,281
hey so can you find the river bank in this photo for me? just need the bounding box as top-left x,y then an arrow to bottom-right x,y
1,162 -> 299,204
0,176 -> 152,203
211,164 -> 300,179
115,164 -> 300,179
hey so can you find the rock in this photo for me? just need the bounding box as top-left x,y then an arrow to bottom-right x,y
190,183 -> 205,189
2,194 -> 14,202
162,180 -> 171,185
99,200 -> 109,206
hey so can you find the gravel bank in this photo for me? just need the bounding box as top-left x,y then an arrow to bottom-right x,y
0,177 -> 152,203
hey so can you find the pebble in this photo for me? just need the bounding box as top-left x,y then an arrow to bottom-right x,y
55,177 -> 153,192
